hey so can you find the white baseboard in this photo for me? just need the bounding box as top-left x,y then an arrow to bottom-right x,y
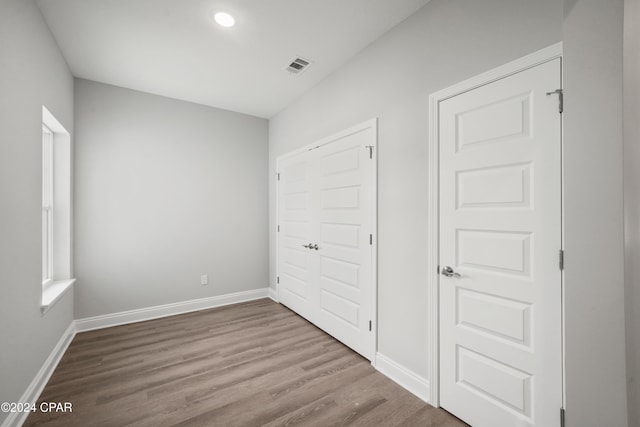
268,287 -> 278,302
75,288 -> 269,332
1,322 -> 76,427
375,352 -> 431,404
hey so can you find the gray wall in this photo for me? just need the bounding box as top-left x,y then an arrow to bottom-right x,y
74,80 -> 269,318
0,0 -> 75,424
269,0 -> 563,379
562,1 -> 628,426
624,0 -> 640,425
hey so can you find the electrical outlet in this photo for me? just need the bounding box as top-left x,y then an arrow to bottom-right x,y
200,274 -> 208,286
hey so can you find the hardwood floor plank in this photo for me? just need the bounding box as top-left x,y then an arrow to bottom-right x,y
24,299 -> 467,427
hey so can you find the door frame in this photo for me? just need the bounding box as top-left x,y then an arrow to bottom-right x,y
426,43 -> 564,408
275,118 -> 379,359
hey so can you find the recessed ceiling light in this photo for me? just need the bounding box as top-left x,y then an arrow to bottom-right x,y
214,12 -> 235,28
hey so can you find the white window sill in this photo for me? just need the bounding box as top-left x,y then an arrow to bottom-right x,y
41,279 -> 75,315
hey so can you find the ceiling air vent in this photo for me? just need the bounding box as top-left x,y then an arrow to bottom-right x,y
286,56 -> 312,75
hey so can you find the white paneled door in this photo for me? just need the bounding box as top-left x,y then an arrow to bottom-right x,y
439,59 -> 562,426
277,121 -> 377,361
278,150 -> 315,321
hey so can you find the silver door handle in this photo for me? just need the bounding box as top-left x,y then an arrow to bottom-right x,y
441,266 -> 461,278
302,243 -> 313,249
312,244 -> 319,250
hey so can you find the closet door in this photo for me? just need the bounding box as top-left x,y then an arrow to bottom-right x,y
314,128 -> 376,360
277,120 -> 377,361
277,150 -> 317,322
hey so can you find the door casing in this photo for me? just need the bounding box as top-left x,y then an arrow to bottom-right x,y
427,43 -> 565,408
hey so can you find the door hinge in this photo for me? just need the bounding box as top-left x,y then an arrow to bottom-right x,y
369,234 -> 373,245
277,172 -> 280,181
560,408 -> 565,427
559,249 -> 564,271
277,276 -> 280,284
366,145 -> 373,159
277,225 -> 280,232
547,89 -> 564,113
369,320 -> 372,331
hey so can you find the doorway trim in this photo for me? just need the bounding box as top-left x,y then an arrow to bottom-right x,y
275,118 -> 379,360
426,43 -> 563,408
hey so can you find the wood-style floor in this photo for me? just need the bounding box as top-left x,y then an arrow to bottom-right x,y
25,299 -> 467,427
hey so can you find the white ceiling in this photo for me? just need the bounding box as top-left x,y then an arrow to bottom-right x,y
36,0 -> 430,118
